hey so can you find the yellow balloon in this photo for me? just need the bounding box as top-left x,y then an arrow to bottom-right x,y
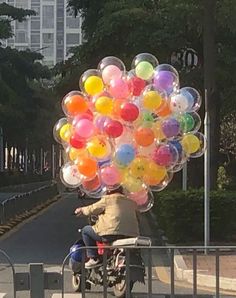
153,120 -> 166,141
182,134 -> 200,154
87,137 -> 110,159
95,96 -> 114,115
129,157 -> 148,179
143,90 -> 162,110
84,76 -> 104,96
144,161 -> 167,185
122,173 -> 143,192
59,123 -> 72,142
69,148 -> 87,162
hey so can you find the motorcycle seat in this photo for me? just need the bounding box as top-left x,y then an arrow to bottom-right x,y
111,236 -> 151,247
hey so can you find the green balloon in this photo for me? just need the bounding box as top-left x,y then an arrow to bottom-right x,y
135,61 -> 154,80
180,113 -> 195,132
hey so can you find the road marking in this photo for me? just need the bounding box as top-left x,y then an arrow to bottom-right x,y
0,294 -> 6,298
51,294 -> 82,298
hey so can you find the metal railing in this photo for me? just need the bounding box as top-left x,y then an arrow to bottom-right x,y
61,245 -> 236,298
0,246 -> 236,297
0,182 -> 58,224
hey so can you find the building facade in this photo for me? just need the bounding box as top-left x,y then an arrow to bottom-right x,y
0,0 -> 82,67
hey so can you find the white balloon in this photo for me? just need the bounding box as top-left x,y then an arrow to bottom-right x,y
60,163 -> 81,187
170,93 -> 189,113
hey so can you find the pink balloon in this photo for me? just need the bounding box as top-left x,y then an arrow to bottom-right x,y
129,189 -> 148,206
120,103 -> 139,122
109,78 -> 131,99
102,65 -> 122,84
152,145 -> 172,166
104,119 -> 123,138
72,111 -> 93,126
101,165 -> 121,186
75,119 -> 95,139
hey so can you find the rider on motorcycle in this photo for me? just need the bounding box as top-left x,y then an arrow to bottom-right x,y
74,186 -> 139,268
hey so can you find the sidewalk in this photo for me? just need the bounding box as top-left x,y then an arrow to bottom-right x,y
144,210 -> 236,294
175,250 -> 236,292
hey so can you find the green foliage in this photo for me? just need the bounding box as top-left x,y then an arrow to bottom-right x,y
217,166 -> 231,190
0,3 -> 56,151
153,189 -> 236,244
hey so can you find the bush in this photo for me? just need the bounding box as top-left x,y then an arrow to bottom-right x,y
153,189 -> 236,244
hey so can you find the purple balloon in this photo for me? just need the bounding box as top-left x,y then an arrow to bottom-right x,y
161,118 -> 180,138
154,71 -> 176,94
95,116 -> 111,132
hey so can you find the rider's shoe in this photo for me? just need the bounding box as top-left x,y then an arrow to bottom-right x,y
85,257 -> 101,269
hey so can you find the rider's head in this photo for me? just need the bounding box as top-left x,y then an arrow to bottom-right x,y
106,186 -> 123,195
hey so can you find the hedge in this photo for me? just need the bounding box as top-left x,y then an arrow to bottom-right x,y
153,189 -> 236,244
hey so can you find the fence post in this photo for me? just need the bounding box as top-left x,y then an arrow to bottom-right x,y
29,263 -> 44,298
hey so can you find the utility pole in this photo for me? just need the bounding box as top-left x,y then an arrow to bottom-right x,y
203,0 -> 217,247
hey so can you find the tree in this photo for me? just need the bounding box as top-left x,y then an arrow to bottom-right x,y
0,3 -> 60,175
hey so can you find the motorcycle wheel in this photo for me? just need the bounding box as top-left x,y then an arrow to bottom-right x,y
72,274 -> 81,292
113,279 -> 134,298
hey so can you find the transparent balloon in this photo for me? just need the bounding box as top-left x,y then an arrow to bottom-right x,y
127,186 -> 154,213
152,142 -> 179,169
178,111 -> 201,134
86,135 -> 112,160
127,69 -> 146,97
150,171 -> 173,192
79,69 -> 104,96
100,163 -> 121,189
161,117 -> 181,138
53,118 -> 69,144
98,56 -> 126,85
60,162 -> 81,188
80,174 -> 107,199
132,53 -> 159,81
141,84 -> 167,112
154,64 -> 179,95
62,91 -> 88,117
181,132 -> 206,158
181,87 -> 202,112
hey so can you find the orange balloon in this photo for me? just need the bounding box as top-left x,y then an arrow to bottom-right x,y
112,99 -> 126,117
134,127 -> 155,147
143,161 -> 167,185
77,157 -> 97,178
156,101 -> 171,117
65,94 -> 88,116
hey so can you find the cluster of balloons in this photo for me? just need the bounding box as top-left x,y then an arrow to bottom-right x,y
53,53 -> 206,212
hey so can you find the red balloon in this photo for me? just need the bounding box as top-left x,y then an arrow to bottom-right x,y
129,77 -> 146,96
104,120 -> 123,138
70,134 -> 86,149
120,103 -> 139,122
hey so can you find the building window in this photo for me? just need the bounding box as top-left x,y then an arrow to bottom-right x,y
16,20 -> 28,30
66,17 -> 80,29
42,33 -> 53,44
31,34 -> 40,44
15,31 -> 27,43
66,33 -> 80,45
42,44 -> 54,57
42,5 -> 54,29
31,20 -> 40,30
57,7 -> 64,18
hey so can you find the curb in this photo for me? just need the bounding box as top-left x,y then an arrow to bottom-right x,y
149,210 -> 236,294
174,251 -> 236,292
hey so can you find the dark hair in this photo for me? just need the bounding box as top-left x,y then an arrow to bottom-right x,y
106,186 -> 123,195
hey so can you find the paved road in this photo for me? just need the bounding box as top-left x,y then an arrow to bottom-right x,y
0,192 -> 225,297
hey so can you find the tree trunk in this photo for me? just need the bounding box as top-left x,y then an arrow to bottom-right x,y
203,0 -> 219,189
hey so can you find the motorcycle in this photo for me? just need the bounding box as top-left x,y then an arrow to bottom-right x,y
69,216 -> 151,297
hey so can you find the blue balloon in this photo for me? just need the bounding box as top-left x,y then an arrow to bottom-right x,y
115,144 -> 135,166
